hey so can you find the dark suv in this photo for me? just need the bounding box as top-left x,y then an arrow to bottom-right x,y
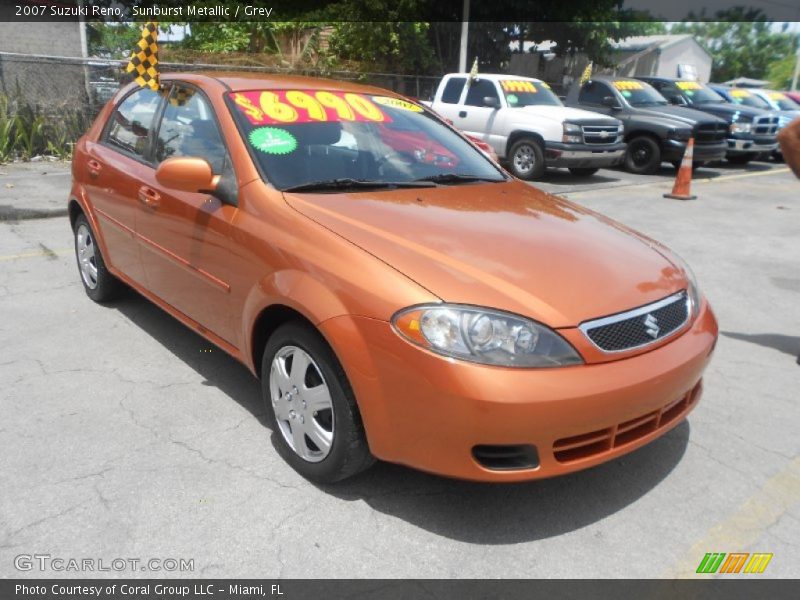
638,78 -> 780,165
565,76 -> 728,174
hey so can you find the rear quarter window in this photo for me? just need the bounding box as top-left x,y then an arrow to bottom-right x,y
441,77 -> 466,104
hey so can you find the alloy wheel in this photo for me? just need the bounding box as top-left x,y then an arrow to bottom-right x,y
269,345 -> 335,462
76,224 -> 99,289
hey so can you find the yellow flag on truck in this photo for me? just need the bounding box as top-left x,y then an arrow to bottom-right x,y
126,22 -> 160,91
579,62 -> 593,85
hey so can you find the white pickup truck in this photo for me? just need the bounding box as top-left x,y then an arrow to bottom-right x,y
426,73 -> 626,180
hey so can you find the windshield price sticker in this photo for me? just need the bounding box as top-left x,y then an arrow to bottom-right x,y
231,90 -> 391,125
248,127 -> 297,155
730,89 -> 751,98
768,91 -> 788,100
613,80 -> 644,91
500,80 -> 537,93
372,96 -> 424,112
677,81 -> 702,90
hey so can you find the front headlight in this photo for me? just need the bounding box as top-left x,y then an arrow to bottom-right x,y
562,122 -> 582,144
392,305 -> 583,368
668,129 -> 692,141
729,122 -> 751,134
669,253 -> 702,316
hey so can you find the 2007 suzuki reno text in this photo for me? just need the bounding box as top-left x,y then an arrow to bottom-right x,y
69,73 -> 718,483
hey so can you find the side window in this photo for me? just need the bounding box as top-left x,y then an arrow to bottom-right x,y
578,81 -> 612,105
659,82 -> 680,101
464,79 -> 500,107
441,77 -> 466,104
154,85 -> 227,174
105,88 -> 161,159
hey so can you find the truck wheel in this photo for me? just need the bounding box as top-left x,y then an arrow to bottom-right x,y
568,167 -> 599,177
727,155 -> 752,165
262,321 -> 375,484
623,136 -> 661,175
508,138 -> 546,180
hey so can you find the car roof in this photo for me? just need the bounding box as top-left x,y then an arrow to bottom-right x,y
160,71 -> 401,97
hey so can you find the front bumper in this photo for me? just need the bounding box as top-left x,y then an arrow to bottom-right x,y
321,301 -> 718,482
663,139 -> 727,163
726,137 -> 779,156
544,141 -> 626,168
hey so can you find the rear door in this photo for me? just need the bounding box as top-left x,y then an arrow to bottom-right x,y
135,83 -> 238,344
457,79 -> 503,142
86,87 -> 164,286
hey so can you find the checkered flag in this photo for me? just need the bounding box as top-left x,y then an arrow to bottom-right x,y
170,87 -> 195,107
126,22 -> 159,91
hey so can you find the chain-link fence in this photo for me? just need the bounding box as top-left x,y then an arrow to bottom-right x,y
0,51 -> 442,160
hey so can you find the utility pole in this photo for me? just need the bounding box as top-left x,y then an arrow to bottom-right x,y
792,43 -> 800,91
458,0 -> 470,73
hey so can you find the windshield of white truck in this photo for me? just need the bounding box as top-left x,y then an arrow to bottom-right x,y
498,79 -> 562,107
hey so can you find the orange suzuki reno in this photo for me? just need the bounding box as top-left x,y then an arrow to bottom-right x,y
69,73 -> 717,483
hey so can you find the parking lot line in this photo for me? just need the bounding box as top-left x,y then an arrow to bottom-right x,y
0,248 -> 72,262
664,456 -> 800,578
697,167 -> 791,184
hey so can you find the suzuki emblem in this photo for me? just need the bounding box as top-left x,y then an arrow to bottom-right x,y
644,314 -> 660,339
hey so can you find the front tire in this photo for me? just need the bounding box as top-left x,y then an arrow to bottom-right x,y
568,167 -> 599,177
624,136 -> 661,174
73,213 -> 122,303
507,138 -> 546,180
262,322 -> 374,483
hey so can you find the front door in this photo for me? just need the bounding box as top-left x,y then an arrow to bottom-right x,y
135,84 -> 238,344
457,79 -> 502,142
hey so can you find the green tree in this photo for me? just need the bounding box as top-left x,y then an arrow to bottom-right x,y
768,52 -> 799,89
86,22 -> 143,58
671,8 -> 796,82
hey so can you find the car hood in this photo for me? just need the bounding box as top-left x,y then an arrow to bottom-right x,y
632,104 -> 725,126
518,105 -> 619,124
283,180 -> 685,327
689,102 -> 770,120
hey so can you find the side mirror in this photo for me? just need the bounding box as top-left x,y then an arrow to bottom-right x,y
602,95 -> 621,109
483,96 -> 500,109
155,157 -> 219,194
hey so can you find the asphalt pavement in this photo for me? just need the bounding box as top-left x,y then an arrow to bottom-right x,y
0,160 -> 798,579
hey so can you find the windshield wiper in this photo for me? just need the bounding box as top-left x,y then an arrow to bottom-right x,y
413,173 -> 504,185
283,178 -> 436,193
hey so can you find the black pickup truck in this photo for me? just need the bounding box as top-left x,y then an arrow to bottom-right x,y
637,77 -> 780,165
565,76 -> 728,174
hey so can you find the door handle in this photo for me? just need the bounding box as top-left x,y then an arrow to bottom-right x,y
458,111 -> 467,118
87,159 -> 102,178
137,186 -> 161,209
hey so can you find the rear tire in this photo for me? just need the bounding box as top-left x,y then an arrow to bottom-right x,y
262,322 -> 374,483
73,213 -> 122,303
568,167 -> 599,177
624,136 -> 661,174
507,138 -> 546,180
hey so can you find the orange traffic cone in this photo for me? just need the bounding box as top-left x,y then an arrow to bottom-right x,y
664,138 -> 697,200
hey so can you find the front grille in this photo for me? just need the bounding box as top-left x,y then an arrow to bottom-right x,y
552,382 -> 702,463
580,291 -> 690,353
581,125 -> 620,145
754,115 -> 779,135
694,122 -> 726,144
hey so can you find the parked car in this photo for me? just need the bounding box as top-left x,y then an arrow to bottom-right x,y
565,76 -> 728,173
785,91 -> 800,106
426,73 -> 626,180
638,78 -> 781,165
69,73 -> 717,483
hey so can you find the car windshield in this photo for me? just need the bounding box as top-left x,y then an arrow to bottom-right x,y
227,89 -> 506,191
613,80 -> 667,106
675,81 -> 724,104
725,88 -> 772,109
499,79 -> 562,107
765,91 -> 799,111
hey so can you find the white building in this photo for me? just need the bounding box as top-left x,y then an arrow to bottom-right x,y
610,34 -> 713,82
